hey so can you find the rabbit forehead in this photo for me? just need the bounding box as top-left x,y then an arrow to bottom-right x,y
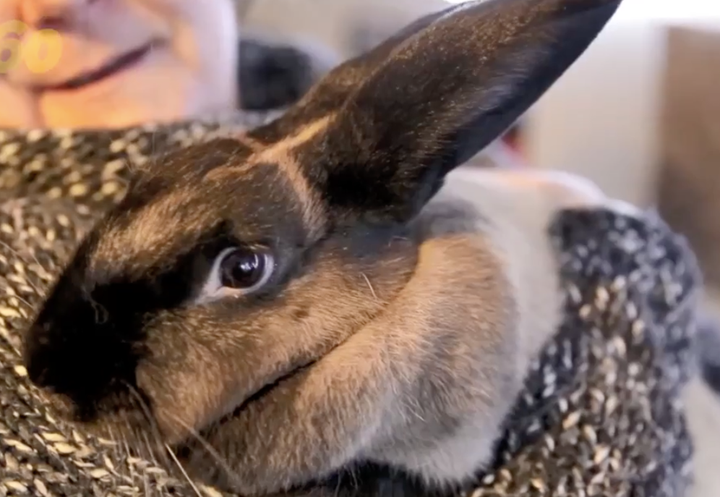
88,162 -> 311,278
209,115 -> 332,234
88,116 -> 338,273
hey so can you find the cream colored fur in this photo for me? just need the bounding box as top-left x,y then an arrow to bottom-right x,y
358,167 -> 631,484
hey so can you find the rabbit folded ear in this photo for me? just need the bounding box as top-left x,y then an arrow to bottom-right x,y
250,0 -> 622,223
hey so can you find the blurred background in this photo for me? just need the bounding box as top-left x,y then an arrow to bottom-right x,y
241,0 -> 720,326
237,1 -> 720,496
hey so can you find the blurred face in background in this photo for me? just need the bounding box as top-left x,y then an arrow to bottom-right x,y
0,0 -> 238,129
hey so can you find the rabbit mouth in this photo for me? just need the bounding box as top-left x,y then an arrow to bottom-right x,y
232,359 -> 317,418
170,360 -> 319,478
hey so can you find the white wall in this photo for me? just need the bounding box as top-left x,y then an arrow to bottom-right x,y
524,19 -> 666,207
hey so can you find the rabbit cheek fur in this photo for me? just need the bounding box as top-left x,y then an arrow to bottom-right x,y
23,0 -> 623,494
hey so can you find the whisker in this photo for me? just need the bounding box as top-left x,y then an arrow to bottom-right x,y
142,431 -> 161,467
87,295 -> 109,325
2,207 -> 54,276
123,155 -> 138,176
165,443 -> 203,497
166,412 -> 240,484
5,291 -> 34,312
123,437 -> 134,476
143,471 -> 150,497
361,273 -> 378,300
122,380 -> 171,467
348,465 -> 360,495
119,429 -> 133,469
334,473 -> 343,497
107,426 -> 121,462
0,239 -> 45,295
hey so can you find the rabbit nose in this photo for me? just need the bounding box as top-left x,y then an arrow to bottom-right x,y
23,317 -> 106,398
24,323 -> 54,387
23,338 -> 79,420
23,294 -> 146,419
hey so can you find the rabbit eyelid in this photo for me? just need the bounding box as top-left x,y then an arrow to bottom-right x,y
194,245 -> 276,305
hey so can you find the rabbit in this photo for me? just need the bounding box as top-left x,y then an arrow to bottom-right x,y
23,0 -> 625,494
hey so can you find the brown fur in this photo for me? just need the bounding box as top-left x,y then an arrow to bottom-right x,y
23,0 -> 625,494
136,168 -> 618,494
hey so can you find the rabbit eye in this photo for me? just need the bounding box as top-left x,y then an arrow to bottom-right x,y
196,245 -> 275,303
218,247 -> 272,290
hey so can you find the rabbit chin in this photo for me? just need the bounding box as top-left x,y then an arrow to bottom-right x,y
171,361 -> 321,484
53,355 -> 320,481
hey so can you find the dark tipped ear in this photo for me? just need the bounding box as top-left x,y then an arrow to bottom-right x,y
253,0 -> 622,223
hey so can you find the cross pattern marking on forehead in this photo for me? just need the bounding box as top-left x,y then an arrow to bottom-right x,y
91,116 -> 335,271
209,115 -> 335,240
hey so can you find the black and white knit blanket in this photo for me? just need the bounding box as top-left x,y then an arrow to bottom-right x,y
0,116 -> 702,497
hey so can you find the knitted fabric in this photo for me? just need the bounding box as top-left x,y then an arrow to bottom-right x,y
0,117 -> 701,497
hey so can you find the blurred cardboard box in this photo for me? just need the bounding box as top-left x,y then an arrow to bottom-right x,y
657,25 -> 720,288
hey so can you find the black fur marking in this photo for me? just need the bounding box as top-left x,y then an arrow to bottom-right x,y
24,237 -> 218,420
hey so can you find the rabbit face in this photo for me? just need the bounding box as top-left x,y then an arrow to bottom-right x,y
25,134 -> 419,441
24,0 -> 623,494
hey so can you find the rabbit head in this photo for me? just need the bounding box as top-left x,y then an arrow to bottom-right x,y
24,0 -> 622,494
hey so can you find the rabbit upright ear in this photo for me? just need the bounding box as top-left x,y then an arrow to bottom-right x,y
249,0 -> 622,223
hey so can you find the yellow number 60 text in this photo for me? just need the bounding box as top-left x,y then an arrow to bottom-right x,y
0,20 -> 63,74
